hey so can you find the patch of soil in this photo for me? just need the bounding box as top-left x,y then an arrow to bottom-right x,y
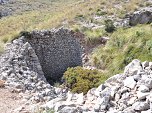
0,87 -> 29,113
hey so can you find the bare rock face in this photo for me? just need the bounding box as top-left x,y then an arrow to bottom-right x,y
129,7 -> 152,26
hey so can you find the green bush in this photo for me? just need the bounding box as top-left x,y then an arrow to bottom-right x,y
63,66 -> 108,94
104,19 -> 116,33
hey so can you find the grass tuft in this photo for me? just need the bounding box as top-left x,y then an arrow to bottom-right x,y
91,24 -> 152,76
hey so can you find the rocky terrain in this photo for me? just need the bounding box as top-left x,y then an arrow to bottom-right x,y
0,0 -> 152,113
1,39 -> 152,113
42,59 -> 152,113
0,28 -> 83,100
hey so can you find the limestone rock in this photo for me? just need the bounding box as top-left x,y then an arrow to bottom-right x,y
141,109 -> 151,113
42,98 -> 65,109
133,74 -> 141,82
124,59 -> 143,76
129,7 -> 152,26
144,78 -> 152,89
105,74 -> 125,86
138,85 -> 149,93
58,106 -> 82,113
132,101 -> 150,111
123,76 -> 136,89
128,97 -> 137,105
142,61 -> 149,69
136,91 -> 150,100
94,88 -> 111,111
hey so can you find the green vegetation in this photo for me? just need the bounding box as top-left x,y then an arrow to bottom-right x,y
63,66 -> 109,94
96,9 -> 107,16
0,0 -> 146,47
91,24 -> 152,76
83,28 -> 107,45
35,107 -> 54,113
104,19 -> 116,33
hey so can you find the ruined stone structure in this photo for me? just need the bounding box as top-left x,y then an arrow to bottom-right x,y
24,29 -> 83,81
0,28 -> 83,83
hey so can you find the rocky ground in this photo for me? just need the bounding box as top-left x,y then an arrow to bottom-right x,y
41,59 -> 152,113
1,58 -> 152,113
0,87 -> 30,113
1,31 -> 152,113
0,1 -> 152,113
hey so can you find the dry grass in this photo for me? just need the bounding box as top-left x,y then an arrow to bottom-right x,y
0,0 -> 149,52
91,24 -> 152,76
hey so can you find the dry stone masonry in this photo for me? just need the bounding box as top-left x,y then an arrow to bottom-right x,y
0,36 -> 56,103
0,28 -> 83,106
0,28 -> 83,82
24,29 -> 83,82
2,28 -> 152,113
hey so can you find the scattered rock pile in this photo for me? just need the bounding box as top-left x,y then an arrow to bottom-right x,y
93,6 -> 152,28
42,59 -> 152,113
112,7 -> 152,27
0,8 -> 12,19
0,37 -> 56,103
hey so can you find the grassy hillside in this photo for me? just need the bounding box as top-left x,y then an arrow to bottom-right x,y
0,0 -> 150,51
91,24 -> 152,76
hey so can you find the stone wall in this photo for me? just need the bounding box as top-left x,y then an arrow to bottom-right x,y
0,37 -> 57,102
19,28 -> 82,82
0,28 -> 83,83
0,28 -> 83,101
0,37 -> 45,79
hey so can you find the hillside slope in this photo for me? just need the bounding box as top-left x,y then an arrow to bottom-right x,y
1,0 -> 152,113
0,0 -> 151,48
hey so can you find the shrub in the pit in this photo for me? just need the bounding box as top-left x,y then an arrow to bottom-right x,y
63,66 -> 108,94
